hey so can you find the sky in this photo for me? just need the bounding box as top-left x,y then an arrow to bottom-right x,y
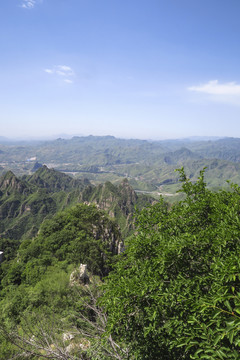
1,0 -> 240,140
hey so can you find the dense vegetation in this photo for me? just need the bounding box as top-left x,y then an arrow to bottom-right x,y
0,203 -> 122,359
0,166 -> 152,245
0,167 -> 89,241
1,168 -> 240,358
101,169 -> 240,359
0,165 -> 152,359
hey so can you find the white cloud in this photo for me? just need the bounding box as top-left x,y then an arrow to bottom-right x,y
188,80 -> 240,105
64,79 -> 73,84
57,66 -> 74,77
58,65 -> 72,72
21,0 -> 37,9
188,80 -> 240,95
44,65 -> 75,83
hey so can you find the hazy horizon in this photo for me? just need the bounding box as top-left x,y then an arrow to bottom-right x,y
0,133 -> 227,143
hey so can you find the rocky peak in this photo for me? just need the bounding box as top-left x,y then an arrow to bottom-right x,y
27,165 -> 89,192
0,171 -> 30,194
118,178 -> 137,203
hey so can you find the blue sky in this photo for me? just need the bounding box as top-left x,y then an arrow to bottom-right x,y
1,0 -> 240,139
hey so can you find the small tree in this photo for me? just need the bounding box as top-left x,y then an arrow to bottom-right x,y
101,168 -> 240,359
0,277 -> 129,360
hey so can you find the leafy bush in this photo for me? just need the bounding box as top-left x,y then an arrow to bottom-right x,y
0,203 -> 121,325
101,168 -> 240,359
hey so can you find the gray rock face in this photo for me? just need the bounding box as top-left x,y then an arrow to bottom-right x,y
70,263 -> 89,286
79,264 -> 89,284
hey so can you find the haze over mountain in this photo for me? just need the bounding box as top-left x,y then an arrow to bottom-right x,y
1,135 -> 240,201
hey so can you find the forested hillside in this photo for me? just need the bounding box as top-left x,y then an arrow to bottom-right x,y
0,203 -> 123,359
2,137 -> 240,359
1,169 -> 240,359
0,165 -> 153,263
0,164 -> 153,358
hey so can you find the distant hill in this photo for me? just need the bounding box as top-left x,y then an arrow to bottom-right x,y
162,147 -> 202,165
1,135 -> 240,197
189,137 -> 240,162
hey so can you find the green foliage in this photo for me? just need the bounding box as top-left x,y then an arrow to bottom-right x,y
81,179 -> 153,237
4,162 -> 240,358
0,168 -> 90,241
0,275 -> 129,360
101,168 -> 240,359
0,333 -> 16,360
0,203 -> 121,325
0,166 -> 149,244
0,237 -> 19,262
0,202 -> 124,357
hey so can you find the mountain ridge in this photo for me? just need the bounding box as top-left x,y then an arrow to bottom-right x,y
0,166 -> 153,242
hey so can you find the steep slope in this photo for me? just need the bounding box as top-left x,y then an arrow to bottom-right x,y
0,168 -> 90,241
0,203 -> 123,334
81,178 -> 154,236
0,170 -> 31,195
0,167 -> 154,243
26,165 -> 90,192
0,171 -> 35,238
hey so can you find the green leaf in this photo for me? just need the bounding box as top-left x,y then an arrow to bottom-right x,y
224,300 -> 232,312
229,330 -> 234,344
213,334 -> 222,346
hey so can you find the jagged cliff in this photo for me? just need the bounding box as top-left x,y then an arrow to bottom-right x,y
0,168 -> 89,240
26,165 -> 90,192
0,166 -> 154,241
81,178 -> 153,235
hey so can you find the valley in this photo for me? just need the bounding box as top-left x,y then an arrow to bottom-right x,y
1,136 -> 240,203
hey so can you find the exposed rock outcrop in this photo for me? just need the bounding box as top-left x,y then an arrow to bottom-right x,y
70,264 -> 89,286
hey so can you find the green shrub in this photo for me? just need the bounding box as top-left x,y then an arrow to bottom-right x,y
101,168 -> 240,359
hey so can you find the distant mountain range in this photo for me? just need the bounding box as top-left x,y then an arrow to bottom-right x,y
1,135 -> 240,198
0,134 -> 225,142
